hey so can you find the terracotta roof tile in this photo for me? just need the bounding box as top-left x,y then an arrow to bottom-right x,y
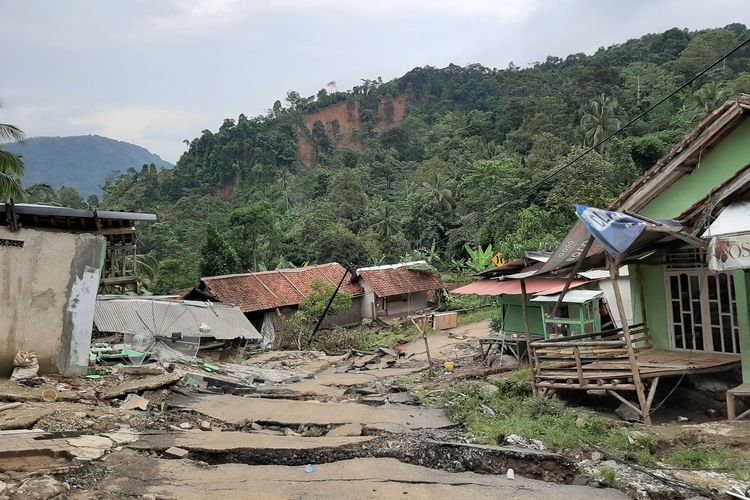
358,267 -> 445,297
200,263 -> 362,313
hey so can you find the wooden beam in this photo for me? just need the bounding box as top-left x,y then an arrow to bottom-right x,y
520,279 -> 537,395
550,236 -> 595,320
607,389 -> 643,416
608,256 -> 651,425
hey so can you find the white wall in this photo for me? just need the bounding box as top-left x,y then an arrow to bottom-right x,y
599,277 -> 633,328
0,226 -> 103,375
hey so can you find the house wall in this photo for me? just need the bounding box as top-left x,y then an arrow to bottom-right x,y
635,120 -> 750,379
732,270 -> 750,382
0,226 -> 104,376
498,295 -> 545,337
360,282 -> 379,319
321,296 -> 362,328
630,265 -> 671,349
384,292 -> 428,317
640,119 -> 750,219
599,277 -> 633,328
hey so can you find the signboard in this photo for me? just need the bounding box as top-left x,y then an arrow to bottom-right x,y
491,252 -> 506,268
539,222 -> 598,275
708,233 -> 750,272
575,205 -> 649,259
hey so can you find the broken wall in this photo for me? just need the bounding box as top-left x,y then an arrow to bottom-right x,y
0,226 -> 104,376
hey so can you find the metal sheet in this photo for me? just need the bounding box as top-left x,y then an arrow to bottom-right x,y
94,298 -> 261,340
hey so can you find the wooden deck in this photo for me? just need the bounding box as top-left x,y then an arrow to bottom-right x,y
529,324 -> 741,424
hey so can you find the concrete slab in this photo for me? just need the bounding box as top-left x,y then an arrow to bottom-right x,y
169,393 -> 453,432
130,431 -> 374,452
97,451 -> 629,500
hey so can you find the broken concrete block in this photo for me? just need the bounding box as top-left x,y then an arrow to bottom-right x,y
677,416 -> 689,423
199,420 -> 212,431
164,446 -> 189,459
100,373 -> 182,399
121,394 -> 150,411
614,402 -> 640,422
92,414 -> 118,432
284,428 -> 301,437
14,476 -> 69,500
327,423 -> 363,437
67,435 -> 114,450
179,422 -> 193,430
250,422 -> 263,430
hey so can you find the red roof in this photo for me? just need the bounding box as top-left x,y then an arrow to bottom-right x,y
200,263 -> 363,313
358,266 -> 445,297
451,278 -> 589,297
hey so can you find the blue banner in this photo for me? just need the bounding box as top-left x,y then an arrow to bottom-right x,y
575,205 -> 648,259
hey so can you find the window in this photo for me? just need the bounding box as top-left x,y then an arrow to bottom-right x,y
666,268 -> 740,354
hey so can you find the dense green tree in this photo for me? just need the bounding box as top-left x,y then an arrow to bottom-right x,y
579,94 -> 622,152
199,227 -> 240,277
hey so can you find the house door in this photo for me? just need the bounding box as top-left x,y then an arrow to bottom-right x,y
666,268 -> 740,353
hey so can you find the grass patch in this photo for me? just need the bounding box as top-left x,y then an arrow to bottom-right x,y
665,448 -> 738,470
458,307 -> 495,325
597,467 -> 617,484
437,380 -> 647,454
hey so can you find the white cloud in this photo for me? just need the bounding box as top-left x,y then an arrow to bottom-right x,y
69,107 -> 205,162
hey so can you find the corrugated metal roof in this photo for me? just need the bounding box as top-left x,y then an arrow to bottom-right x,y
578,267 -> 630,280
451,278 -> 589,297
531,289 -> 603,304
94,297 -> 261,340
0,203 -> 156,221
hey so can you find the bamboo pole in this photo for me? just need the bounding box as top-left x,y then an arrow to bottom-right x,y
608,256 -> 651,424
520,279 -> 538,395
636,264 -> 648,330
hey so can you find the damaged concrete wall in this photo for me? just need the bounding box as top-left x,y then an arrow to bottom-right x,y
0,226 -> 104,376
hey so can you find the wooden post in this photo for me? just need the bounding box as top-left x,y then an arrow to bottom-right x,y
636,264 -> 648,329
411,315 -> 434,379
608,256 -> 651,425
520,279 -> 538,395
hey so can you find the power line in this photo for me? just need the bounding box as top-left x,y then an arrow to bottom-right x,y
486,33 -> 750,218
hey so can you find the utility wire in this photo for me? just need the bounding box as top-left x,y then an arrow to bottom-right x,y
487,33 -> 750,219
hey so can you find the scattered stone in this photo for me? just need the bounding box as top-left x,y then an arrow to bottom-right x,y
572,475 -> 591,486
327,423 -> 363,437
614,402 -> 640,422
627,430 -> 651,441
575,413 -> 589,428
677,416 -> 689,423
591,451 -> 603,462
179,422 -> 193,430
112,365 -> 164,376
250,422 -> 263,431
0,481 -> 6,494
14,476 -> 69,500
284,428 -> 301,437
142,495 -> 157,500
168,425 -> 184,432
199,420 -> 212,431
92,417 -> 118,433
69,447 -> 106,461
705,408 -> 718,418
164,446 -> 189,459
504,434 -> 545,450
73,412 -> 88,419
104,430 -> 139,445
480,384 -> 499,394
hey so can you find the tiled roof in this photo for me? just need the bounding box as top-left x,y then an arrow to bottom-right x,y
358,266 -> 445,298
200,263 -> 363,313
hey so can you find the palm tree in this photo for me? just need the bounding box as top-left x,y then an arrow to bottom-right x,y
372,206 -> 401,239
0,117 -> 25,202
420,173 -> 455,211
689,82 -> 728,122
580,94 -> 621,152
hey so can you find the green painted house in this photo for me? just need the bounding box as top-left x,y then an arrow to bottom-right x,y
613,95 -> 750,383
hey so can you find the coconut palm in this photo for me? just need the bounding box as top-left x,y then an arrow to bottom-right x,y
372,206 -> 401,239
580,94 -> 621,153
420,173 -> 455,211
0,118 -> 25,202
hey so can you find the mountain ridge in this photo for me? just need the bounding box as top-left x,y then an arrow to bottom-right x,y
4,134 -> 173,197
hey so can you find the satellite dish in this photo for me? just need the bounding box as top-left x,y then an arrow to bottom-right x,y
121,300 -> 202,365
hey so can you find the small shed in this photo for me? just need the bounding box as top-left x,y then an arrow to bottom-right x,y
531,289 -> 604,337
355,261 -> 445,320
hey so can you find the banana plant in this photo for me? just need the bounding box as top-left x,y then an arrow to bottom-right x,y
464,243 -> 494,272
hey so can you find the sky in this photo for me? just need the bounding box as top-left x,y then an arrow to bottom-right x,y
1,0 -> 749,163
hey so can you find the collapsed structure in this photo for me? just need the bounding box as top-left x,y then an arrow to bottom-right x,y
0,203 -> 155,376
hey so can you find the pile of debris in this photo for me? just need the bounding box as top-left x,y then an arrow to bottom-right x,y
337,347 -> 407,373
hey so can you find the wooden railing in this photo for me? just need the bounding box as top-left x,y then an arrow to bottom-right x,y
529,324 -> 650,391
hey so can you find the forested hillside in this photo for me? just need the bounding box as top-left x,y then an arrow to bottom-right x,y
5,135 -> 172,196
99,24 -> 750,293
